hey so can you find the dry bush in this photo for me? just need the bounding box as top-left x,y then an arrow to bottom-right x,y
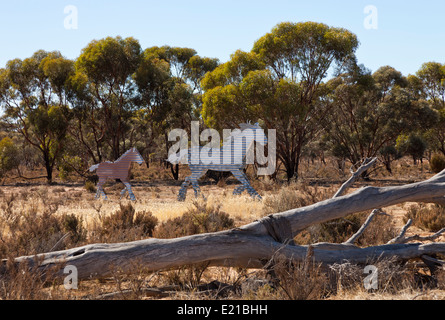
299,215 -> 364,244
109,259 -> 157,300
0,201 -> 66,257
430,154 -> 445,174
269,247 -> 328,300
91,202 -> 158,243
0,259 -> 71,300
404,204 -> 445,232
153,200 -> 234,239
161,263 -> 211,290
262,182 -> 333,215
153,200 -> 234,290
328,258 -> 421,296
52,187 -> 66,193
250,177 -> 280,193
263,183 -> 397,245
60,213 -> 87,245
302,212 -> 398,246
0,194 -> 77,300
355,213 -> 399,246
84,181 -> 96,193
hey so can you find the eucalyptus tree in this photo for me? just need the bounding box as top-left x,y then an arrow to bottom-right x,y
323,64 -> 437,173
75,36 -> 143,160
0,50 -> 72,183
409,62 -> 445,155
202,22 -> 359,180
134,46 -> 219,178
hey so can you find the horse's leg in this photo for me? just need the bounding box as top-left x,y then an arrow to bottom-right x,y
178,177 -> 191,202
96,178 -> 108,200
95,183 -> 101,199
233,184 -> 246,196
119,180 -> 128,199
191,169 -> 207,199
121,179 -> 136,201
231,170 -> 262,200
120,186 -> 128,199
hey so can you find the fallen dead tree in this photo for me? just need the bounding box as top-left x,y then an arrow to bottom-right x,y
3,162 -> 445,281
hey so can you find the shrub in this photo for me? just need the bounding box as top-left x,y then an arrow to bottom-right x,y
0,204 -> 65,257
153,201 -> 235,290
263,183 -> 397,246
154,200 -> 235,239
61,213 -> 87,245
94,203 -> 158,243
430,154 -> 445,173
84,180 -> 97,193
263,182 -> 332,215
0,137 -> 19,179
404,204 -> 445,232
328,258 -> 416,295
271,247 -> 328,300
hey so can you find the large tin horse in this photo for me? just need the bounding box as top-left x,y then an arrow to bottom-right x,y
168,123 -> 267,201
89,147 -> 144,201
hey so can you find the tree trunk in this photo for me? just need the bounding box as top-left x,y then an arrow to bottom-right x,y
4,168 -> 445,281
43,152 -> 53,184
171,163 -> 179,181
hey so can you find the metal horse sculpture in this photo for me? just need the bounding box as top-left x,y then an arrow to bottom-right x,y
169,123 -> 267,201
89,147 -> 144,201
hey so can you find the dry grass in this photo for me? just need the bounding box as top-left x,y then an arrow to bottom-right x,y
404,204 -> 445,233
0,158 -> 444,300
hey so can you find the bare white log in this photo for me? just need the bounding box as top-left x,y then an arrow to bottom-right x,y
388,219 -> 414,244
333,157 -> 378,198
244,167 -> 445,236
4,169 -> 445,281
343,209 -> 387,245
388,219 -> 445,244
8,230 -> 445,281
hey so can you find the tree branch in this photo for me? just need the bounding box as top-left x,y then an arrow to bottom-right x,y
388,219 -> 445,244
3,169 -> 445,281
333,157 -> 378,198
343,209 -> 387,245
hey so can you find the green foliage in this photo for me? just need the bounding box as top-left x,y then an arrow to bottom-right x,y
324,63 -> 436,165
0,137 -> 19,178
61,213 -> 87,244
202,21 -> 359,180
58,154 -> 83,181
0,25 -> 444,184
0,50 -> 72,183
396,133 -> 427,163
84,180 -> 97,193
76,36 -> 142,84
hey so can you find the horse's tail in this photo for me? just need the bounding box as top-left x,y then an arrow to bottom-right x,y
167,149 -> 189,164
89,164 -> 100,172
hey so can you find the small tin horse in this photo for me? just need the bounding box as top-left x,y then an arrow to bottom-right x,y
89,147 -> 144,201
169,123 -> 267,201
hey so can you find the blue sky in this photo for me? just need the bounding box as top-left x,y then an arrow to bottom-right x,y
0,0 -> 444,76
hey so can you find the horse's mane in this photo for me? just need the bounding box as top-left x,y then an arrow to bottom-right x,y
114,148 -> 134,163
223,122 -> 261,144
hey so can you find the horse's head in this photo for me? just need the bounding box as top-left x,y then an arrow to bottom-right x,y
238,122 -> 267,146
128,147 -> 144,165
